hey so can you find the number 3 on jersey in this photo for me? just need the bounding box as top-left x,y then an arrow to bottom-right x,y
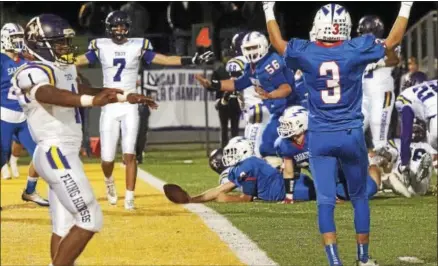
319,61 -> 341,104
113,58 -> 126,82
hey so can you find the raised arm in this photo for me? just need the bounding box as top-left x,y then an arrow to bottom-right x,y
263,2 -> 287,55
384,2 -> 413,50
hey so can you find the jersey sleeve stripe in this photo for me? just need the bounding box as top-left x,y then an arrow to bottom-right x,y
396,95 -> 411,105
231,59 -> 245,70
28,64 -> 56,86
143,38 -> 150,50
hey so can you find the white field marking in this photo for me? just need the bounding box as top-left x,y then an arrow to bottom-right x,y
135,166 -> 278,266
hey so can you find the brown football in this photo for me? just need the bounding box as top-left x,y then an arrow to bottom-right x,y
163,184 -> 190,204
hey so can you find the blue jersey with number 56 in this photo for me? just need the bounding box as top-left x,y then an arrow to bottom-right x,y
284,34 -> 385,131
234,51 -> 298,115
1,53 -> 28,113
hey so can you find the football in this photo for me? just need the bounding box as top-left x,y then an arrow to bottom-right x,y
163,184 -> 191,204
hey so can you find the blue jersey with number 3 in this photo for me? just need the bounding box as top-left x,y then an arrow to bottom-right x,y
0,53 -> 28,112
234,51 -> 298,115
283,34 -> 385,131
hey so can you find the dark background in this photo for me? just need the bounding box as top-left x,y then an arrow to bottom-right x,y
3,1 -> 436,38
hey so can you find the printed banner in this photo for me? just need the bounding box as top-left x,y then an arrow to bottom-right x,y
143,68 -> 245,130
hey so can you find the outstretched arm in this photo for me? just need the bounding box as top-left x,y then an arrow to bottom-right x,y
263,2 -> 287,55
384,2 -> 413,50
256,83 -> 292,99
152,51 -> 214,66
190,182 -> 237,203
195,74 -> 236,92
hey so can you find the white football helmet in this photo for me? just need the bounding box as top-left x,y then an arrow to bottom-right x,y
312,3 -> 352,42
222,138 -> 254,167
278,106 -> 308,138
241,31 -> 269,64
309,25 -> 317,42
1,23 -> 25,53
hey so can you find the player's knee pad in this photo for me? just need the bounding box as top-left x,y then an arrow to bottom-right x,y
74,198 -> 103,233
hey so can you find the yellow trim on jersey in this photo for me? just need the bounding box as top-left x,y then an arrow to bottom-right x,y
388,139 -> 396,148
143,38 -> 150,50
90,39 -> 99,57
396,95 -> 411,105
254,104 -> 261,123
229,58 -> 245,71
14,63 -> 56,86
384,91 -> 392,108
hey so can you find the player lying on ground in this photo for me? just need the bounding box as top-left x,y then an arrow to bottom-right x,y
75,10 -> 213,210
196,31 -> 298,168
275,106 -> 381,202
14,14 -> 157,266
1,23 -> 48,206
263,2 -> 412,265
395,75 -> 437,184
374,121 -> 437,198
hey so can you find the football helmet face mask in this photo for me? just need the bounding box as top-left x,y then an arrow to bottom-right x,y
241,31 -> 269,64
1,23 -> 25,53
209,148 -> 227,174
357,15 -> 385,38
278,106 -> 308,139
312,3 -> 352,42
25,14 -> 76,65
412,119 -> 426,143
222,138 -> 254,167
105,10 -> 131,41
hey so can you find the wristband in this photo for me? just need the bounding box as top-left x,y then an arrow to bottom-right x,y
80,95 -> 94,107
398,3 -> 412,19
265,8 -> 275,22
209,79 -> 221,91
117,93 -> 128,102
181,56 -> 193,66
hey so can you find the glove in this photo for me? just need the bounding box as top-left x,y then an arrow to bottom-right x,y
401,2 -> 413,8
192,51 -> 214,65
399,2 -> 413,18
263,1 -> 275,12
263,2 -> 276,21
364,58 -> 386,75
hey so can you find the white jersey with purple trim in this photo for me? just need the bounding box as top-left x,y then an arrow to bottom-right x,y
12,61 -> 82,153
395,80 -> 437,121
226,55 -> 261,111
387,139 -> 437,174
86,38 -> 155,94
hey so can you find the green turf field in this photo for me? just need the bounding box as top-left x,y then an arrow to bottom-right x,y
140,149 -> 437,266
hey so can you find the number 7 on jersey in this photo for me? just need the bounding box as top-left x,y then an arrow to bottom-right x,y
113,58 -> 126,82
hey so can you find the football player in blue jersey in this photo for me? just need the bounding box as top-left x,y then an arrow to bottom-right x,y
0,23 -> 49,206
275,106 -> 380,203
263,2 -> 413,265
196,31 -> 298,167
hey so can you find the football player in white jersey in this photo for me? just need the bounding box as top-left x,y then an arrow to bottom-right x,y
395,77 -> 437,180
15,14 -> 156,265
375,121 -> 437,197
357,15 -> 400,151
225,32 -> 270,157
75,10 -> 214,210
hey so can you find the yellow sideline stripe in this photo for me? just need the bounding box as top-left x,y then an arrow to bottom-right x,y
1,164 -> 242,266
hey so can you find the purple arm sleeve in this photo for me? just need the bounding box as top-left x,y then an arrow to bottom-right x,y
400,106 -> 414,165
85,51 -> 98,64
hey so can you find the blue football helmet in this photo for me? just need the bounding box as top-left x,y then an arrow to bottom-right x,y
105,10 -> 131,41
402,71 -> 428,90
357,15 -> 385,38
24,14 -> 76,64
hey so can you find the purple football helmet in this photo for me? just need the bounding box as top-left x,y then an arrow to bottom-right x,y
24,14 -> 76,64
357,15 -> 385,38
402,71 -> 428,90
105,10 -> 131,41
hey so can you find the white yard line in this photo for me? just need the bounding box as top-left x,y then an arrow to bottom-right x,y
136,167 -> 278,266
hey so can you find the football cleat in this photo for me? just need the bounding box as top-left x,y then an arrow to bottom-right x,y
417,153 -> 432,183
105,179 -> 118,205
388,173 -> 412,198
22,190 -> 49,207
124,199 -> 135,210
356,258 -> 379,266
1,164 -> 11,180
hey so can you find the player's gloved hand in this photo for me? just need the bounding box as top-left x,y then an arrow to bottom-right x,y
399,2 -> 413,18
401,2 -> 413,8
263,2 -> 275,12
364,58 -> 386,75
192,51 -> 215,65
263,2 -> 276,21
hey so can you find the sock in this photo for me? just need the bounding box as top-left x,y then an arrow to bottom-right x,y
25,176 -> 38,194
9,155 -> 18,165
318,204 -> 336,233
357,243 -> 369,263
125,190 -> 134,201
325,243 -> 342,266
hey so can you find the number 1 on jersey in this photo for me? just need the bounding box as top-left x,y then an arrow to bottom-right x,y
113,58 -> 126,82
319,61 -> 341,104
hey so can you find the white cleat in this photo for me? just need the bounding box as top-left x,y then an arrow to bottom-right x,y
10,162 -> 19,178
417,153 -> 432,182
388,173 -> 412,198
1,164 -> 11,180
356,258 -> 379,266
124,199 -> 135,210
22,190 -> 49,207
105,180 -> 118,205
